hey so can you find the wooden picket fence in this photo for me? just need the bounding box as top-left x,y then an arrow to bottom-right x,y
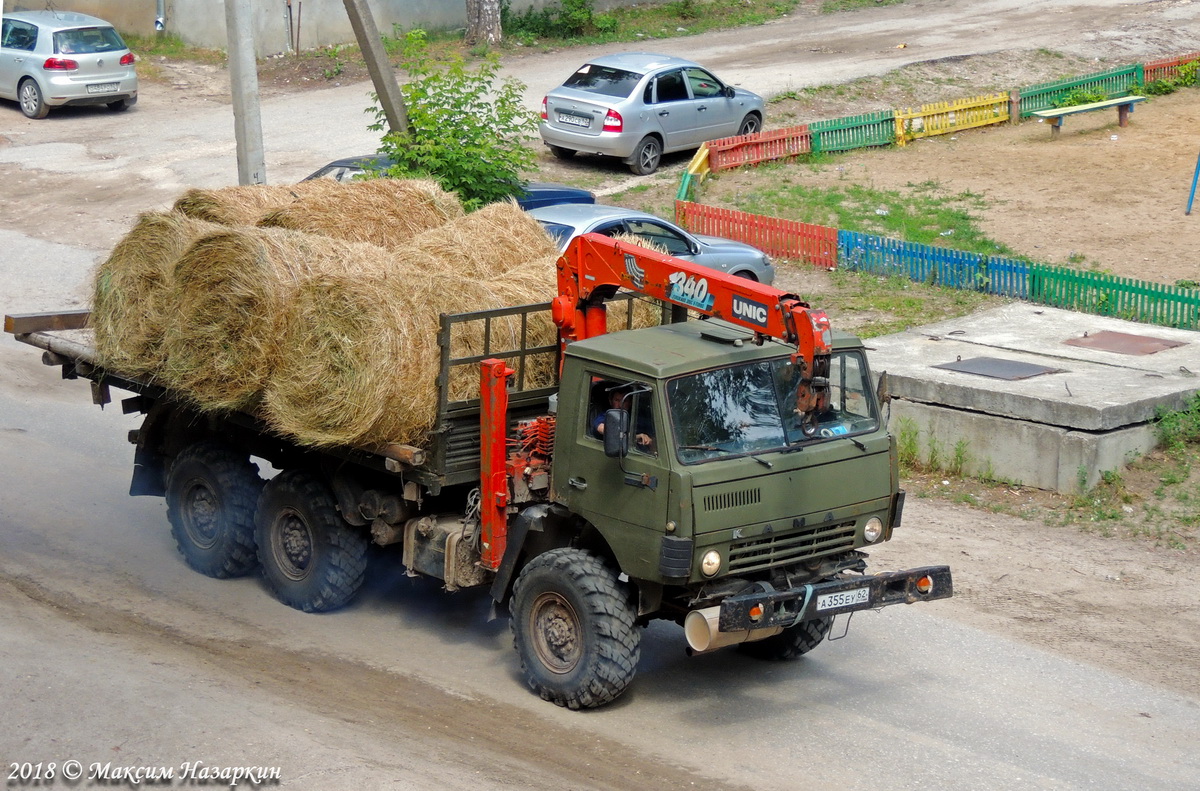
894,93 -> 1011,146
675,201 -> 836,269
677,48 -> 1200,331
708,124 -> 811,171
1144,52 -> 1200,83
1029,265 -> 1200,329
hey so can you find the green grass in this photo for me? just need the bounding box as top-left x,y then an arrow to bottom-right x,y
722,175 -> 1022,259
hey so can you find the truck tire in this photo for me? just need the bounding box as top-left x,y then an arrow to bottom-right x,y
738,616 -> 832,661
255,470 -> 368,613
165,442 -> 262,579
510,548 -> 640,709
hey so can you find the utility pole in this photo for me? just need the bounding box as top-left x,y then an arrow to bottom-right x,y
342,0 -> 408,136
225,0 -> 266,185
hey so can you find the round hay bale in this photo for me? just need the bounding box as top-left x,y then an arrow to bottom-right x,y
172,181 -> 341,226
264,253 -> 561,449
405,201 -> 559,278
262,264 -> 439,448
257,178 -> 464,249
160,227 -> 362,412
91,211 -> 224,376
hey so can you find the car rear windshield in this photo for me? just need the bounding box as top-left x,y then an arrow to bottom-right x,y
562,65 -> 643,99
54,26 -> 126,55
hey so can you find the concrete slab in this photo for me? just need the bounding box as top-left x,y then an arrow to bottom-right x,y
865,304 -> 1200,491
866,304 -> 1200,431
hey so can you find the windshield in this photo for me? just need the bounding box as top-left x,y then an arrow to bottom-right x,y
667,351 -> 878,464
563,64 -> 643,98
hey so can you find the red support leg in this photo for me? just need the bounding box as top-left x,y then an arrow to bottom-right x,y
480,358 -> 514,571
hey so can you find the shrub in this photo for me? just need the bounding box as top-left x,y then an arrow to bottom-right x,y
368,30 -> 537,210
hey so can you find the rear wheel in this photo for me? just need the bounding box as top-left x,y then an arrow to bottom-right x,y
548,144 -> 576,160
738,616 -> 832,660
628,136 -> 662,175
255,470 -> 368,613
510,548 -> 641,709
737,113 -> 762,136
18,79 -> 48,119
165,441 -> 262,578
107,97 -> 136,112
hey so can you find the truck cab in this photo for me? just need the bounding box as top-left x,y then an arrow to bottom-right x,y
554,318 -> 899,597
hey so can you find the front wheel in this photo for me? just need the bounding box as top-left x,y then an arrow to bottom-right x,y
255,470 -> 368,613
165,441 -> 262,578
510,548 -> 641,709
18,79 -> 48,119
738,616 -> 831,660
628,136 -> 662,175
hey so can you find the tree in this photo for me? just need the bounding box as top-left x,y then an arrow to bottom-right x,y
465,0 -> 503,47
368,30 -> 537,211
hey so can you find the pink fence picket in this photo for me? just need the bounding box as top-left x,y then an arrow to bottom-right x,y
675,201 -> 837,270
707,125 -> 812,171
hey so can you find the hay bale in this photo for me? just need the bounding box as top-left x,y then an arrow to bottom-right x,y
263,253 -> 562,449
257,178 -> 464,249
91,211 -> 224,376
160,227 -> 384,412
172,181 -> 341,226
404,201 -> 559,278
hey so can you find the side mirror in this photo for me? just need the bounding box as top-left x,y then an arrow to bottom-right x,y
723,85 -> 735,99
876,371 -> 891,406
603,409 -> 630,458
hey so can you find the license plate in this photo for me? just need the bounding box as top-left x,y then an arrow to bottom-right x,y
557,113 -> 591,128
816,586 -> 871,611
86,83 -> 118,94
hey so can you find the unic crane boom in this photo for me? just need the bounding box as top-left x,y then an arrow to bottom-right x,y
551,233 -> 834,414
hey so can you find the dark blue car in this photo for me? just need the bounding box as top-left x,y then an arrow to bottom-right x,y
303,155 -> 596,210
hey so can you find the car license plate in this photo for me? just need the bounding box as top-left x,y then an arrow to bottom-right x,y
557,113 -> 591,128
816,586 -> 871,611
86,83 -> 119,94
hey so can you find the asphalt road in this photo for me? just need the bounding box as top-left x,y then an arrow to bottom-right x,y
3,1 -> 1200,788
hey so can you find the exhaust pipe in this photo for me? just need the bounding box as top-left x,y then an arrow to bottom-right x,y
684,606 -> 783,654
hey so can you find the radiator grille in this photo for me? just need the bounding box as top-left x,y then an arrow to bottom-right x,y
702,488 -> 761,512
728,521 -> 857,573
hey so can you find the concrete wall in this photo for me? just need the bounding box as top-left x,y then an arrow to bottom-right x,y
3,1 -> 637,55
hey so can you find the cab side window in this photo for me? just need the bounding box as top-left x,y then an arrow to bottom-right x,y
586,376 -> 656,456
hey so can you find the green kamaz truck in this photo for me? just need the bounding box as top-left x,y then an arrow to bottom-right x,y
5,235 -> 950,709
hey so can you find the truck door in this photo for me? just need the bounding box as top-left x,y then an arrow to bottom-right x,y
562,376 -> 671,567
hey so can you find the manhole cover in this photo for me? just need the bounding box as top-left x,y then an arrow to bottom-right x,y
932,356 -> 1065,380
1063,330 -> 1187,355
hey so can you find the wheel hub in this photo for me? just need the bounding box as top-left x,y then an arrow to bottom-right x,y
181,481 -> 220,548
530,592 -> 581,674
274,510 -> 313,580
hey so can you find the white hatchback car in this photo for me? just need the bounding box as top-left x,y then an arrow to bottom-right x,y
0,10 -> 137,119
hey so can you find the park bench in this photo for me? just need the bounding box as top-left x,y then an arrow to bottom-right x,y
1032,95 -> 1146,138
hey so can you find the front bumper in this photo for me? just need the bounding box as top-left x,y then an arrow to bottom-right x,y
717,565 -> 953,632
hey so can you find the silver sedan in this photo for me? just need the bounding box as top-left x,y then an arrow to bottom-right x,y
539,52 -> 764,175
528,203 -> 776,284
0,10 -> 137,119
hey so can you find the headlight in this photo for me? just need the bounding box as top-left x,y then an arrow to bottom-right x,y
863,517 -> 884,543
701,550 -> 721,577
